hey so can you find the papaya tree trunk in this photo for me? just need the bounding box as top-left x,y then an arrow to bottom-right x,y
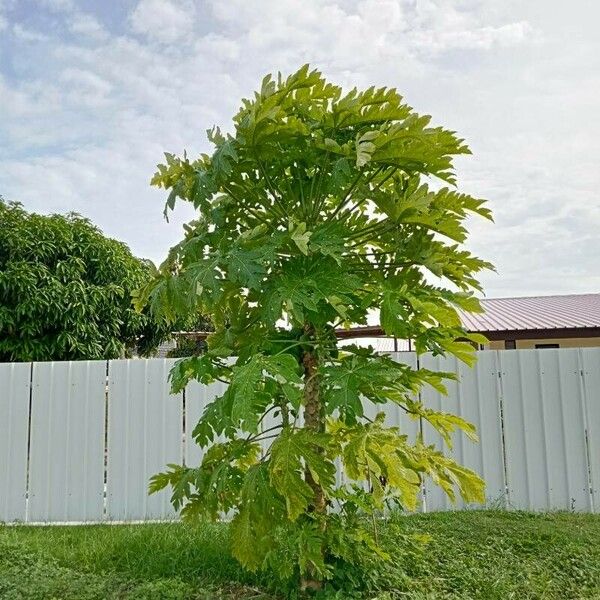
303,349 -> 326,512
301,325 -> 326,591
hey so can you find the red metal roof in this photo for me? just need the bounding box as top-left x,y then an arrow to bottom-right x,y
459,293 -> 600,332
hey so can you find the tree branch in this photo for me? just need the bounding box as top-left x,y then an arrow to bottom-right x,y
256,158 -> 289,219
245,423 -> 284,444
326,171 -> 364,222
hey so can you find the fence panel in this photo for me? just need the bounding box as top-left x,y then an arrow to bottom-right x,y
420,351 -> 506,511
386,352 -> 421,443
107,359 -> 182,520
581,348 -> 600,512
28,361 -> 106,522
1,349 -> 599,523
499,349 -> 592,511
0,363 -> 30,522
184,379 -> 228,467
384,351 -> 423,510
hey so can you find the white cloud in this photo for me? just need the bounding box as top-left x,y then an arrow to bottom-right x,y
0,0 -> 598,297
69,13 -> 107,40
412,20 -> 535,53
129,0 -> 196,43
59,68 -> 113,106
12,24 -> 50,41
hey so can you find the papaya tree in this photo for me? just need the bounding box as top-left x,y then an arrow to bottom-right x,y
140,66 -> 492,591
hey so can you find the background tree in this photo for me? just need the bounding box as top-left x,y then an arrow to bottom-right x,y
141,66 -> 493,592
0,199 -> 169,361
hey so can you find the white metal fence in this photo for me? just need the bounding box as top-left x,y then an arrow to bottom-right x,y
0,349 -> 599,523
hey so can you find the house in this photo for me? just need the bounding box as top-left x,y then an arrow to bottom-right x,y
170,293 -> 600,352
336,293 -> 600,351
460,293 -> 600,350
156,339 -> 177,357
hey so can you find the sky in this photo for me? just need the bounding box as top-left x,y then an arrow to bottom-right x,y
0,0 -> 599,299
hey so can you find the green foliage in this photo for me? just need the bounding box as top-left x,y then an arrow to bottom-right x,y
3,513 -> 600,599
0,199 -> 169,361
141,66 -> 494,589
0,522 -> 262,599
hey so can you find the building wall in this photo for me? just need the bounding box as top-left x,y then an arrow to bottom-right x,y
486,337 -> 600,350
516,336 -> 600,349
487,340 -> 505,350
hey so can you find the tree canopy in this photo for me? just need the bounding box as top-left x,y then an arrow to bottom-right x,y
141,66 -> 493,591
0,199 -> 167,361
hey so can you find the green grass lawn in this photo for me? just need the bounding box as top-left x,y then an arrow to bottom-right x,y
1,511 -> 599,599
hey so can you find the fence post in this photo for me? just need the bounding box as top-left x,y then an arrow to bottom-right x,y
494,350 -> 510,509
579,348 -> 599,513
